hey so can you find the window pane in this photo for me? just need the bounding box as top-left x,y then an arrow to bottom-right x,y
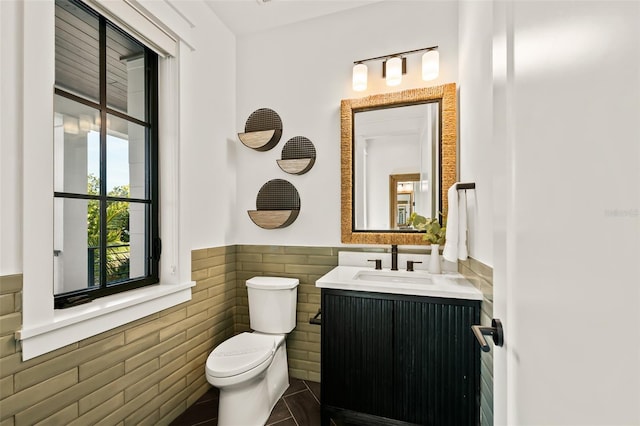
54,198 -> 100,294
54,95 -> 101,194
107,114 -> 147,198
107,24 -> 146,121
106,201 -> 148,285
55,0 -> 99,102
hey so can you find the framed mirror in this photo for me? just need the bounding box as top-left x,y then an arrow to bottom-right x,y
341,83 -> 457,245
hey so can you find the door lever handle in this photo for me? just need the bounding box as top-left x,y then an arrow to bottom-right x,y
471,318 -> 504,352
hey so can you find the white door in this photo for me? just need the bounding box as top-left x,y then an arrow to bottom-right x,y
492,1 -> 640,424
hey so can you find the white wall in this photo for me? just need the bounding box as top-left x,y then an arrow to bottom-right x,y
176,1 -> 237,253
234,1 -> 458,246
0,0 -> 23,275
458,0 -> 494,266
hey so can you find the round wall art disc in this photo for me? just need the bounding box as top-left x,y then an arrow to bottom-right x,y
276,136 -> 316,175
237,108 -> 283,151
247,179 -> 300,229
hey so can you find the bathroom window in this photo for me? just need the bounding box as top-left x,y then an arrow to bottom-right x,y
53,0 -> 159,307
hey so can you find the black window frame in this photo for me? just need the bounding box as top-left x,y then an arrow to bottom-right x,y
54,0 -> 160,308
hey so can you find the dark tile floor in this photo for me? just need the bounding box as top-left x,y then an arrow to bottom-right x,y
170,379 -> 322,426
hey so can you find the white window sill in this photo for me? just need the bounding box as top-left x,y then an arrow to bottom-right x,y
18,281 -> 194,361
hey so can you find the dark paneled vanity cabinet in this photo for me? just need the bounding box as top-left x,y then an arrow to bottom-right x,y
320,289 -> 480,426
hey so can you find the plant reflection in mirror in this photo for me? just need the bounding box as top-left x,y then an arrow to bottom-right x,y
408,212 -> 446,245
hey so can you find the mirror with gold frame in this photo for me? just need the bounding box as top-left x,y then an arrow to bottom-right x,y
341,83 -> 457,245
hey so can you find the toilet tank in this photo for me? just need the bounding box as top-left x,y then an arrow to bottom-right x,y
246,276 -> 299,334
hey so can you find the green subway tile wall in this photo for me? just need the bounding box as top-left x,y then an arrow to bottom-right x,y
459,257 -> 494,426
0,246 -> 237,425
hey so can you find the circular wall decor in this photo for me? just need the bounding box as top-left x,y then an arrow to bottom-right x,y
276,136 -> 316,175
248,179 -> 300,229
237,108 -> 283,151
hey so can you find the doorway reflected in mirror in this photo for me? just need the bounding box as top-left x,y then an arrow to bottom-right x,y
389,173 -> 423,229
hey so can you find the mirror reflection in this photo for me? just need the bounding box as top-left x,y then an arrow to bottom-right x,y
389,173 -> 420,229
353,103 -> 440,231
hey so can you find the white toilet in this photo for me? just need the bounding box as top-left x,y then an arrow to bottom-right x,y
205,276 -> 299,426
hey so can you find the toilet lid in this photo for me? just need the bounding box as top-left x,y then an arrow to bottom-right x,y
206,333 -> 276,378
246,276 -> 299,290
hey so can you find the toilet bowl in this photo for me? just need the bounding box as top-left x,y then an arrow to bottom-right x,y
205,277 -> 299,426
206,332 -> 289,425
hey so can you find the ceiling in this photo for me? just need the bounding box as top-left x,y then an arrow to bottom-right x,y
56,0 -> 144,118
203,0 -> 383,36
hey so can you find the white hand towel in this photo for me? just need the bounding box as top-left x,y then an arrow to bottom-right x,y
442,184 -> 458,262
443,183 -> 469,262
458,188 -> 468,260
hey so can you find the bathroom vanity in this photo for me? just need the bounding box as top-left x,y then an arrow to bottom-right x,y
316,263 -> 482,426
326,82 -> 478,424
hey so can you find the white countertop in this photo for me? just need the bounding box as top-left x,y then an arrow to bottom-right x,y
316,265 -> 483,301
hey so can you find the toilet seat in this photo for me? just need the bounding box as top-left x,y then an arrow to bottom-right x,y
206,332 -> 279,378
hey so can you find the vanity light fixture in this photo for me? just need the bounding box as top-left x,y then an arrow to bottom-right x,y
352,63 -> 368,92
422,49 -> 439,81
385,57 -> 403,86
352,45 -> 438,91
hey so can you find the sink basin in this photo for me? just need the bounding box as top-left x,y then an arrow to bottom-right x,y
316,266 -> 482,300
354,270 -> 433,285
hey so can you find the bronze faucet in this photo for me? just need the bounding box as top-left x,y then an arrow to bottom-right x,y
391,245 -> 398,271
